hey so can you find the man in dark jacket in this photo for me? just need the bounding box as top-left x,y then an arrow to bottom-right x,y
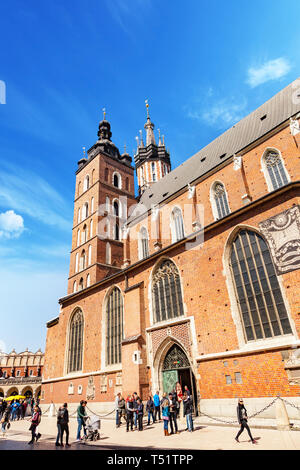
60,403 -> 70,447
183,392 -> 194,432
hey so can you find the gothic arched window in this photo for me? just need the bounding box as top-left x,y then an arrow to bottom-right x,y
212,182 -> 230,220
263,149 -> 289,191
80,250 -> 86,271
83,175 -> 89,192
67,309 -> 84,373
152,259 -> 184,323
171,207 -> 185,242
139,227 -> 149,260
106,287 -> 123,365
113,173 -> 121,188
230,229 -> 292,342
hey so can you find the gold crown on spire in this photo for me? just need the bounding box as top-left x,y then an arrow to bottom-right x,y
145,99 -> 150,118
102,107 -> 106,120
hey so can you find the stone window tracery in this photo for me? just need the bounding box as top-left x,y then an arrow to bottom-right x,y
152,260 -> 184,323
229,229 -> 292,342
67,310 -> 84,373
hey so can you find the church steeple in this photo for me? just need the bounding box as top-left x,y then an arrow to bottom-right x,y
134,101 -> 171,195
144,100 -> 156,146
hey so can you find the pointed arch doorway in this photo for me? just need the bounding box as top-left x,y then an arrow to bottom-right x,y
161,344 -> 198,414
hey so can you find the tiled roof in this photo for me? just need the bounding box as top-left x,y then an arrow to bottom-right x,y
128,79 -> 300,225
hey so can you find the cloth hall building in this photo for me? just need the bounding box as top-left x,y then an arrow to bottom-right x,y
42,80 -> 300,419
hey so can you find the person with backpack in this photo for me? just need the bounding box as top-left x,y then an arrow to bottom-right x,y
162,398 -> 170,436
56,403 -> 71,447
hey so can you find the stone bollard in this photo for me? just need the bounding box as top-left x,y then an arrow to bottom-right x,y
49,402 -> 55,417
276,398 -> 290,431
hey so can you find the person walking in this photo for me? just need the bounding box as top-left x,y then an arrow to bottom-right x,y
28,405 -> 40,444
11,400 -> 18,421
126,396 -> 134,432
118,396 -> 126,425
162,398 -> 170,436
76,400 -> 87,442
183,392 -> 194,432
55,405 -> 63,447
115,392 -> 121,428
146,395 -> 155,425
137,398 -> 144,431
168,392 -> 179,434
60,403 -> 71,447
235,398 -> 258,444
1,401 -> 11,438
153,391 -> 161,422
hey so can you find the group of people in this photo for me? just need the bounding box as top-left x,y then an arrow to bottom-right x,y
0,397 -> 42,444
1,392 -> 258,447
0,398 -> 28,422
114,385 -> 194,436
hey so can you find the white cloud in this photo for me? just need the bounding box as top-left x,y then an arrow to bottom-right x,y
0,210 -> 24,239
188,97 -> 247,129
246,58 -> 291,88
0,162 -> 72,231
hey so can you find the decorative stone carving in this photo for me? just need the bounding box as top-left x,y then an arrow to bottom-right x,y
290,117 -> 300,136
259,205 -> 300,274
151,205 -> 160,221
187,183 -> 195,199
233,155 -> 243,171
283,349 -> 300,385
86,375 -> 95,400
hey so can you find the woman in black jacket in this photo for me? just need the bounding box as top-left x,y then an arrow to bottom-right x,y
235,399 -> 257,444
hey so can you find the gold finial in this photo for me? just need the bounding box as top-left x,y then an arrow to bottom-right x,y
82,146 -> 86,157
102,107 -> 106,120
145,99 -> 150,118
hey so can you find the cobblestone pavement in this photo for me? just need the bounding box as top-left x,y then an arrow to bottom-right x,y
0,415 -> 299,451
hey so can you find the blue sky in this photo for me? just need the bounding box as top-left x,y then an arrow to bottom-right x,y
0,0 -> 299,354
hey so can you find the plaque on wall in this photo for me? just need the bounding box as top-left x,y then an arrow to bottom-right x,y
259,205 -> 300,274
86,375 -> 95,400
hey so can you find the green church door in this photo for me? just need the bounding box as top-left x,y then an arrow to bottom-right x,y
162,370 -> 178,395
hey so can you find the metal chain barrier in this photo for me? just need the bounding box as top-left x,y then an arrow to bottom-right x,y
278,396 -> 300,413
199,396 -> 280,425
85,405 -> 115,418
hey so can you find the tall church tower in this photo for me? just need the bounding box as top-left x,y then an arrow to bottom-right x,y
67,112 -> 136,295
134,101 -> 171,195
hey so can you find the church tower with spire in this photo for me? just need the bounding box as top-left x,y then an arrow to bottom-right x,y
134,101 -> 171,195
67,110 -> 135,295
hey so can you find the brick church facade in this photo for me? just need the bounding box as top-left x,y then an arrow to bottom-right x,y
42,80 -> 300,416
